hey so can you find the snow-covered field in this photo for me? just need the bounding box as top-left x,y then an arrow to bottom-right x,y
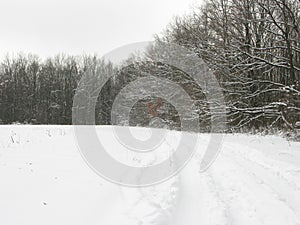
0,126 -> 300,225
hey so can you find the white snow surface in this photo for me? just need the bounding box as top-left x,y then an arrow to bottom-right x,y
0,125 -> 300,225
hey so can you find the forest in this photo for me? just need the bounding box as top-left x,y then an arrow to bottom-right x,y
0,0 -> 299,137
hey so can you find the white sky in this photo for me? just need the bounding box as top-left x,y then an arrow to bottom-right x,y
0,0 -> 199,59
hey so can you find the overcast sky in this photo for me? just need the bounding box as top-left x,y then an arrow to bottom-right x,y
0,0 -> 199,59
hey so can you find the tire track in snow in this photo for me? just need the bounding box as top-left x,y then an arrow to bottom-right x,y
225,141 -> 300,189
212,151 -> 300,225
166,159 -> 233,225
222,144 -> 300,219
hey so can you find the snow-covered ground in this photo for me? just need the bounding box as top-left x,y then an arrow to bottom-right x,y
0,126 -> 300,225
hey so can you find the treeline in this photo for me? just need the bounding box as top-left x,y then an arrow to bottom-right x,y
0,0 -> 300,135
0,55 -> 111,124
162,0 -> 300,132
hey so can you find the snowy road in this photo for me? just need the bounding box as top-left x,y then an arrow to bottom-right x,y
0,126 -> 299,225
